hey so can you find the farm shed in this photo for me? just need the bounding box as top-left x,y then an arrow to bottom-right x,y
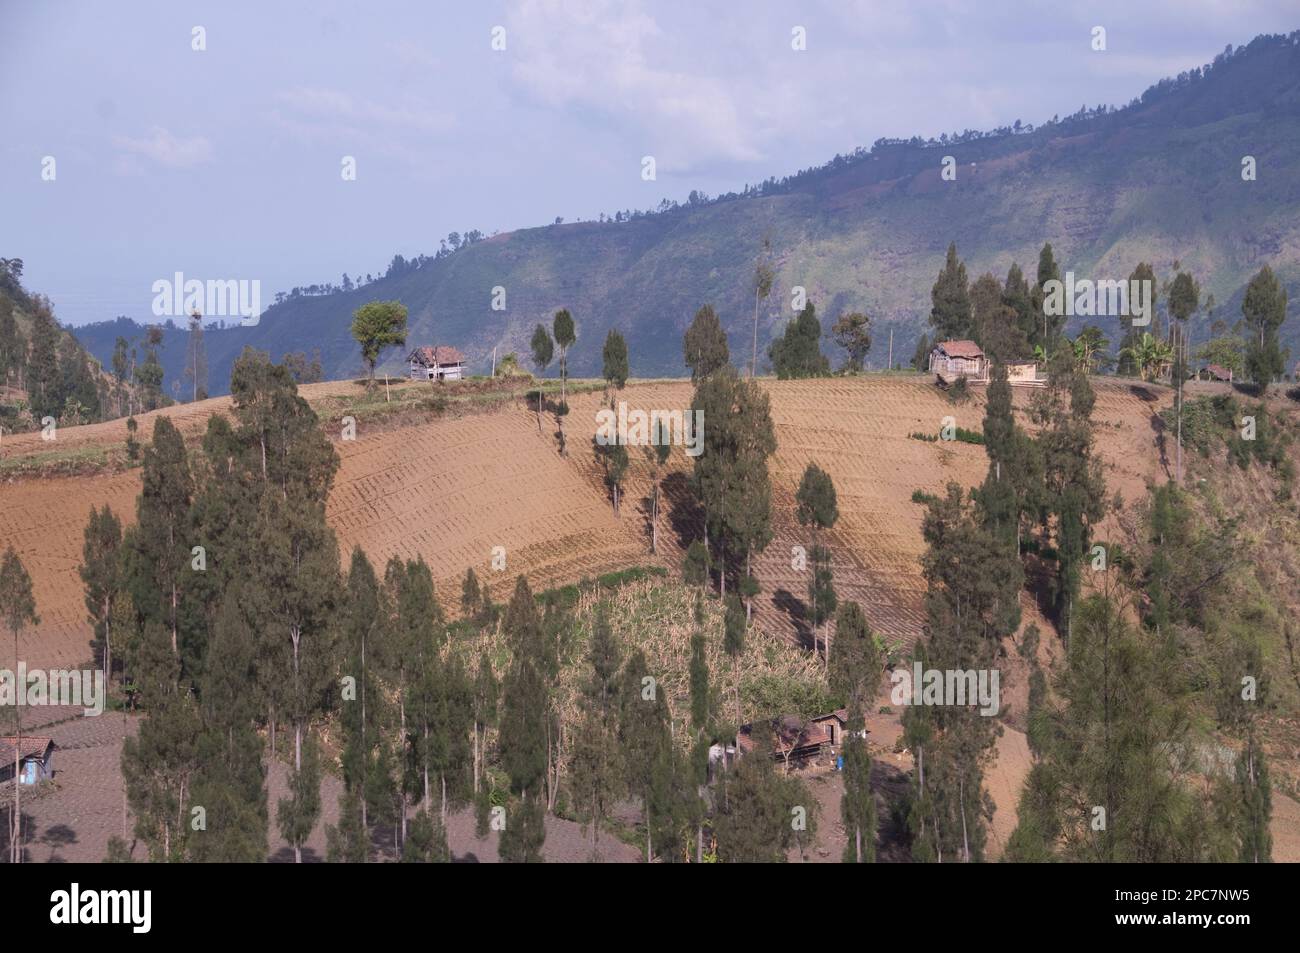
1005,359 -> 1045,386
408,345 -> 466,382
736,709 -> 851,767
0,736 -> 55,785
929,340 -> 988,384
1201,363 -> 1234,383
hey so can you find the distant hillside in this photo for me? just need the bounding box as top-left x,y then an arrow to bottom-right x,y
0,261 -> 134,431
71,31 -> 1300,396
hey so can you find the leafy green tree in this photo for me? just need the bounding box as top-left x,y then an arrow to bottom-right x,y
1241,265 -> 1288,389
1117,262 -> 1158,375
713,732 -> 815,862
831,311 -> 872,372
529,323 -> 554,432
1,547 -> 38,864
552,309 -> 576,453
401,809 -> 451,862
277,734 -> 322,864
690,367 -> 776,606
350,300 -> 408,387
26,298 -> 62,420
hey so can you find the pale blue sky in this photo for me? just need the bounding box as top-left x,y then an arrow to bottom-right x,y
2,0 -> 1296,326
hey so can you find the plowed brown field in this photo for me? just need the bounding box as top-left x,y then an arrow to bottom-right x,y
0,374 -> 1171,670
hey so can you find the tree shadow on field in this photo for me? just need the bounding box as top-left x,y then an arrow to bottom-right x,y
39,823 -> 78,862
662,471 -> 704,549
773,588 -> 814,650
1147,406 -> 1170,478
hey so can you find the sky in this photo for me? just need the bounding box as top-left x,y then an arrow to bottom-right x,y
1,0 -> 1297,327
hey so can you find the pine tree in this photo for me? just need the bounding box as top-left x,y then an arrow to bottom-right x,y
472,649 -> 498,797
569,608 -> 623,858
121,619 -> 200,862
618,649 -> 678,862
190,589 -> 268,862
688,591 -> 712,862
338,547 -> 383,852
910,332 -> 930,372
1031,242 -> 1063,353
601,328 -> 629,395
769,301 -> 830,379
80,505 -> 123,684
833,601 -> 881,862
401,809 -> 451,862
129,417 -> 193,660
795,462 -> 838,669
1031,352 -> 1105,625
1002,262 -> 1036,357
498,577 -> 550,862
929,243 -> 972,342
683,304 -> 729,381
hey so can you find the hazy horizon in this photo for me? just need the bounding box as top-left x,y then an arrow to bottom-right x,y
2,0 -> 1296,327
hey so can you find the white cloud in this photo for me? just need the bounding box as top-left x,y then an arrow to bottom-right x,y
506,0 -> 762,170
112,127 -> 214,168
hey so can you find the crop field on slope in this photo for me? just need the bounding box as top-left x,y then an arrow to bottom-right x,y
0,374 -> 1170,671
562,375 -> 1171,651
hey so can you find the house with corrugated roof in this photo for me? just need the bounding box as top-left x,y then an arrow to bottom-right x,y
929,339 -> 988,383
407,345 -> 466,382
1,736 -> 55,785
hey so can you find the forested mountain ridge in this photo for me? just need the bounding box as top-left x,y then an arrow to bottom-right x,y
70,31 -> 1300,396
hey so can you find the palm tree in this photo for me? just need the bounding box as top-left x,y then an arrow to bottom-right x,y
1118,332 -> 1174,383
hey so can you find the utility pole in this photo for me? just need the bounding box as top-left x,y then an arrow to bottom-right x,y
888,329 -> 894,370
492,346 -> 497,377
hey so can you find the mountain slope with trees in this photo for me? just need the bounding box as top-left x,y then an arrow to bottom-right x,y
67,32 -> 1300,395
